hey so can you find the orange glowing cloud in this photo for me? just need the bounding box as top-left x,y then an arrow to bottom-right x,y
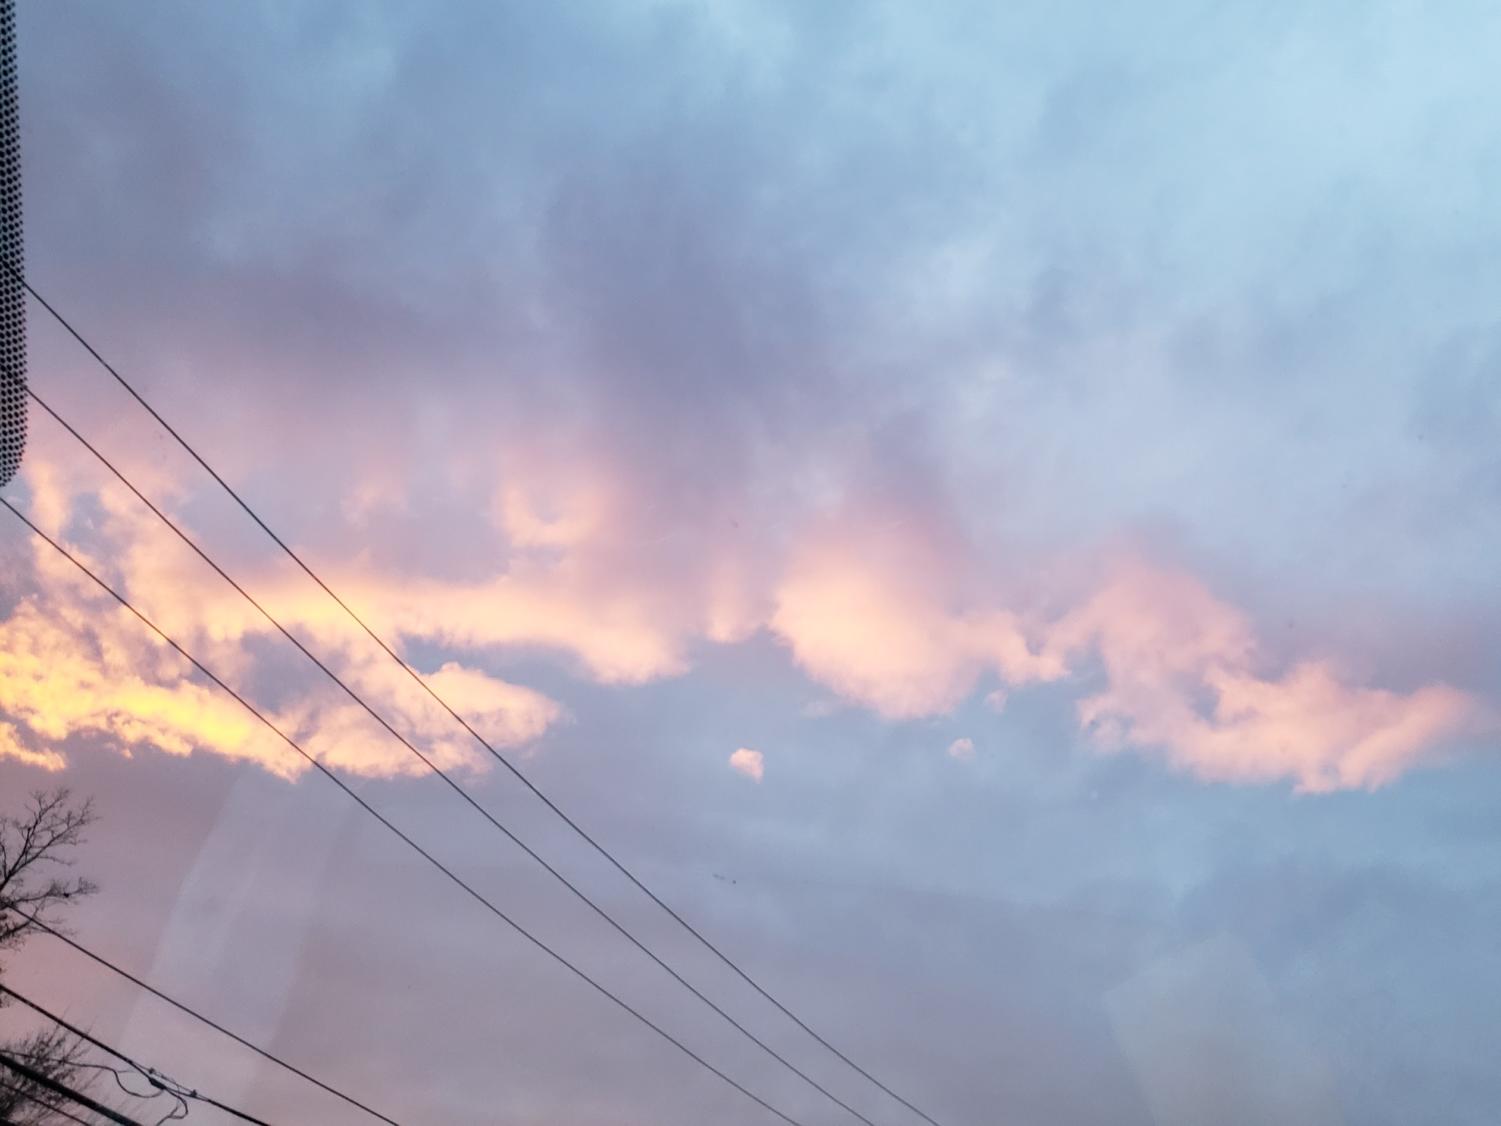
0,720 -> 66,771
0,598 -> 304,778
0,468 -> 566,779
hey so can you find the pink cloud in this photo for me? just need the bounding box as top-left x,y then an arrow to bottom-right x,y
729,747 -> 765,782
946,736 -> 976,761
1,440 -> 1486,794
1056,561 -> 1487,791
770,532 -> 1064,720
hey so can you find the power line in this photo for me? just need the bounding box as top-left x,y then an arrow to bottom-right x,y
24,382 -> 879,1126
0,1051 -> 142,1126
0,983 -> 272,1125
4,263 -> 946,1126
5,1051 -> 187,1121
0,498 -> 809,1126
4,912 -> 398,1126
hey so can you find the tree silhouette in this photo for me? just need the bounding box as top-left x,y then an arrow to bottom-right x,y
0,789 -> 98,1125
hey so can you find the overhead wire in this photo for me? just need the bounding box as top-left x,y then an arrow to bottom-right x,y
4,911 -> 398,1126
0,982 -> 271,1125
3,1050 -> 183,1113
22,378 -> 880,1126
3,261 -> 946,1126
0,1050 -> 143,1126
0,498 -> 812,1126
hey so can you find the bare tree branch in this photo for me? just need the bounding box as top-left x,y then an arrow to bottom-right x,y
0,789 -> 97,952
0,788 -> 101,1124
0,1016 -> 93,1124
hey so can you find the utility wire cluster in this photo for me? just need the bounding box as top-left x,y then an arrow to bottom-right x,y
0,982 -> 270,1125
1,1044 -> 188,1126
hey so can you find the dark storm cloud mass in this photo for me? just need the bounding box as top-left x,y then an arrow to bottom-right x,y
3,0 -> 1501,1122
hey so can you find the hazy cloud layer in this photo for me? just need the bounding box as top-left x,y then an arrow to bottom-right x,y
3,431 -> 1483,790
3,2 -> 1501,1122
9,0 -> 1493,791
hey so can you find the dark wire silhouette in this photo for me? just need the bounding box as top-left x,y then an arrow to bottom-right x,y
0,498 -> 811,1126
0,983 -> 271,1125
4,910 -> 399,1125
0,1050 -> 143,1125
3,1050 -> 188,1121
3,261 -> 946,1126
23,381 -> 880,1126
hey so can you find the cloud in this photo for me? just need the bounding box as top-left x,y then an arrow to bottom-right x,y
9,5 -> 1501,1121
5,0 -> 1498,797
946,737 -> 975,762
729,747 -> 764,782
0,721 -> 66,771
0,594 -> 304,778
770,525 -> 1065,720
765,519 -> 1484,793
0,480 -> 564,779
1054,561 -> 1487,792
3,446 -> 1485,794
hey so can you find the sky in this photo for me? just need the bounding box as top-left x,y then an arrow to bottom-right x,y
1,1 -> 1499,1122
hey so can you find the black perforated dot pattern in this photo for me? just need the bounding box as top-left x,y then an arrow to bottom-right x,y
0,0 -> 23,489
